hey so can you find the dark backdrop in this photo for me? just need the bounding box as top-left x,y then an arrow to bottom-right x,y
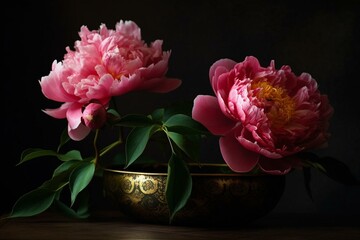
2,0 -> 360,217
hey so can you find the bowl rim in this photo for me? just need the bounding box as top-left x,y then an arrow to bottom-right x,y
102,163 -> 278,177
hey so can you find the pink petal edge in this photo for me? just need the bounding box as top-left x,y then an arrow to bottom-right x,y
219,134 -> 259,172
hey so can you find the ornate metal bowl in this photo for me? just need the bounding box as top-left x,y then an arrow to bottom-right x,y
102,163 -> 285,226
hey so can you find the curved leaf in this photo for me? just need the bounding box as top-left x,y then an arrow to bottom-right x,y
166,154 -> 192,222
303,167 -> 313,201
150,108 -> 164,122
167,131 -> 201,161
313,156 -> 360,185
165,114 -> 209,135
19,149 -> 82,165
53,160 -> 84,177
163,100 -> 194,120
8,188 -> 56,218
299,152 -> 360,186
57,150 -> 83,161
53,193 -> 90,219
114,114 -> 154,127
41,170 -> 72,192
19,148 -> 58,165
125,125 -> 160,168
57,128 -> 71,152
69,162 -> 95,206
107,108 -> 120,118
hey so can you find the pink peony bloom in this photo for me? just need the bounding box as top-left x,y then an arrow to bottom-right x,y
192,56 -> 334,175
40,20 -> 181,141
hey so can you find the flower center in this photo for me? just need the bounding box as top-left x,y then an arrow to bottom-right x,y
251,81 -> 295,128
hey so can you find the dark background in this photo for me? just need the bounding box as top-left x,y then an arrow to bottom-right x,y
2,0 -> 360,218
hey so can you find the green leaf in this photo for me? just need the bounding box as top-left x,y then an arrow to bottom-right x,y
19,149 -> 83,165
19,148 -> 58,165
312,156 -> 360,185
107,108 -> 121,118
125,125 -> 160,168
41,171 -> 71,192
58,128 -> 71,152
57,150 -> 83,161
41,162 -> 87,192
69,162 -> 95,206
53,199 -> 90,219
53,160 -> 83,177
165,114 -> 209,135
303,167 -> 313,201
150,108 -> 165,122
163,100 -> 194,120
167,131 -> 201,161
114,114 -> 154,127
8,188 -> 56,218
166,154 -> 192,222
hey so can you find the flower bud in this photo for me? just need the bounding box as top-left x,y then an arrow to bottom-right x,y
82,103 -> 107,129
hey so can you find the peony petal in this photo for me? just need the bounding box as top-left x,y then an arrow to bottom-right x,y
66,103 -> 84,130
110,74 -> 142,96
42,102 -> 72,119
258,156 -> 298,175
86,74 -> 114,99
68,123 -> 91,141
219,134 -> 259,172
192,95 -> 236,135
40,61 -> 78,102
210,61 -> 237,94
209,58 -> 237,83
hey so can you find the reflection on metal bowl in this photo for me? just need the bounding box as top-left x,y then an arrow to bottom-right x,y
102,163 -> 285,226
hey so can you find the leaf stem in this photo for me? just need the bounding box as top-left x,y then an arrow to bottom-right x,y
99,140 -> 122,157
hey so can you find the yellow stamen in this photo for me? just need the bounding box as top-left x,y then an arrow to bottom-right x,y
251,81 -> 295,128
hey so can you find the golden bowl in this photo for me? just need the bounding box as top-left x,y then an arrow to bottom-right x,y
102,163 -> 285,226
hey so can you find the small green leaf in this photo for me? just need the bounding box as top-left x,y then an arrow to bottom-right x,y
303,167 -> 313,201
313,156 -> 360,185
150,108 -> 165,122
53,160 -> 83,177
41,172 -> 71,192
114,114 -> 154,127
298,152 -> 359,185
58,128 -> 71,152
69,162 -> 95,206
57,150 -> 83,161
163,100 -> 194,120
53,199 -> 90,219
165,114 -> 209,135
125,125 -> 160,167
19,149 -> 83,165
107,108 -> 121,118
8,188 -> 56,218
19,148 -> 58,165
166,154 -> 192,222
167,131 -> 201,161
41,162 -> 87,192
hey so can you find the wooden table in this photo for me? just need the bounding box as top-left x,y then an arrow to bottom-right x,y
1,211 -> 359,240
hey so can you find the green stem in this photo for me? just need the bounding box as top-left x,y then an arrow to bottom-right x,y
93,129 -> 100,165
99,140 -> 122,157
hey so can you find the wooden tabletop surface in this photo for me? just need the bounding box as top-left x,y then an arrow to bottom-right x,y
1,210 -> 359,240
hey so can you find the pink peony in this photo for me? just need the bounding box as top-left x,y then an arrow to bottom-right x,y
192,56 -> 334,174
40,20 -> 181,141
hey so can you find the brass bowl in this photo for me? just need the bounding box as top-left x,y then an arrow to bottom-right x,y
102,163 -> 285,226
